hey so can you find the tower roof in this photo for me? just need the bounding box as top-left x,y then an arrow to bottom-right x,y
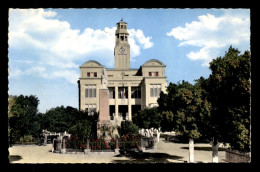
117,18 -> 127,24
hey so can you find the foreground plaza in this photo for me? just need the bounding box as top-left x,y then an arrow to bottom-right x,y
9,137 -> 227,163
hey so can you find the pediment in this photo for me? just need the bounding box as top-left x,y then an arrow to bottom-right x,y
81,60 -> 103,67
143,59 -> 165,66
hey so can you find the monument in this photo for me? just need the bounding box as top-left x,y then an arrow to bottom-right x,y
97,68 -> 112,142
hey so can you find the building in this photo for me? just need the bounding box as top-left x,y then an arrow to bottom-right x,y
78,20 -> 167,125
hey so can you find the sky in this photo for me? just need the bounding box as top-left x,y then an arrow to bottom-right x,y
8,9 -> 250,113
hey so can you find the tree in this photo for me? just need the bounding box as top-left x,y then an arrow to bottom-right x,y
117,121 -> 139,136
8,95 -> 40,144
158,81 -> 210,162
41,106 -> 79,133
174,81 -> 206,162
132,107 -> 160,140
203,46 -> 251,162
68,120 -> 92,143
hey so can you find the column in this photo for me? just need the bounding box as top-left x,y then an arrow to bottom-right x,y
84,139 -> 90,155
115,86 -> 119,125
128,86 -> 132,121
44,135 -> 47,146
146,84 -> 149,107
61,137 -> 66,154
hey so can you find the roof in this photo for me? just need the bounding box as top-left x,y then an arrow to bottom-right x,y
80,60 -> 104,68
142,59 -> 165,67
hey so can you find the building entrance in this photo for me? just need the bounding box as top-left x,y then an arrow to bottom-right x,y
109,105 -> 115,120
119,105 -> 128,120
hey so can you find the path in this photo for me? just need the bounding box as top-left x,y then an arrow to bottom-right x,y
8,138 -> 227,163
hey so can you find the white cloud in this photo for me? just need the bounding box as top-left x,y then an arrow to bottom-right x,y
167,10 -> 250,67
9,68 -> 23,78
52,70 -> 79,84
9,66 -> 49,79
9,9 -> 153,83
129,29 -> 154,49
10,60 -> 34,64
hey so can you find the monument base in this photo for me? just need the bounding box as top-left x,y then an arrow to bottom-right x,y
97,121 -> 112,140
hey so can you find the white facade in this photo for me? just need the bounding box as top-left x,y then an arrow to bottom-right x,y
78,20 -> 167,125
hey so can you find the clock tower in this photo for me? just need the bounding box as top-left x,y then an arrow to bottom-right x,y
114,19 -> 130,70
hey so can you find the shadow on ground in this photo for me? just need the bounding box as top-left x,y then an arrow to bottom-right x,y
181,147 -> 227,151
162,140 -> 187,144
9,155 -> 22,162
112,152 -> 184,163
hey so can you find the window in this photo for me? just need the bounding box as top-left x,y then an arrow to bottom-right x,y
85,85 -> 96,98
109,87 -> 115,99
121,25 -> 123,29
85,104 -> 96,115
131,87 -> 141,98
121,36 -> 124,41
150,84 -> 161,97
118,87 -> 128,99
125,36 -> 127,41
149,72 -> 159,77
124,25 -> 126,29
87,72 -> 90,77
94,72 -> 97,77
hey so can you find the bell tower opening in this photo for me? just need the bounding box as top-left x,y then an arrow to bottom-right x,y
114,19 -> 130,70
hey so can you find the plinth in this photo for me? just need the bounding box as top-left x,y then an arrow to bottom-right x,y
97,89 -> 111,139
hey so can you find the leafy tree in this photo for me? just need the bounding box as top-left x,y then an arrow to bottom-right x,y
8,95 -> 40,144
118,121 -> 139,136
41,106 -> 78,132
158,80 -> 211,162
157,111 -> 174,133
204,46 -> 251,154
132,107 -> 160,139
68,120 -> 92,143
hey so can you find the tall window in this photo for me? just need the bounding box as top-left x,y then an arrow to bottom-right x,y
149,72 -> 152,76
118,87 -> 128,99
109,87 -> 115,99
94,72 -> 97,77
155,72 -> 159,76
85,85 -> 96,98
85,104 -> 96,115
131,87 -> 141,98
150,84 -> 161,97
87,72 -> 90,77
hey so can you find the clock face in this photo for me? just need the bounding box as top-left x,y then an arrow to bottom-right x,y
119,47 -> 125,54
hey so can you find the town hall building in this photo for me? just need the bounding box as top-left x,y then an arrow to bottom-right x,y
78,20 -> 167,126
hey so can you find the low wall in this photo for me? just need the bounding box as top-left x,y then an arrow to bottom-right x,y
225,149 -> 250,163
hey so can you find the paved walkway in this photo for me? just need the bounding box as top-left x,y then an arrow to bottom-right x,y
8,138 -> 227,163
155,139 -> 226,163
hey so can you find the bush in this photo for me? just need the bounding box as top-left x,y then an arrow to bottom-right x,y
118,133 -> 141,151
68,120 -> 92,142
118,121 -> 139,136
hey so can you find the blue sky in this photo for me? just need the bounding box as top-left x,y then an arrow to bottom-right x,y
8,9 -> 250,113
